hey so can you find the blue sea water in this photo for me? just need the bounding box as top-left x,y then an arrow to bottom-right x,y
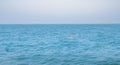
0,24 -> 120,65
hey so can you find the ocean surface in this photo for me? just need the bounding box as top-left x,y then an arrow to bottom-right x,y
0,24 -> 120,65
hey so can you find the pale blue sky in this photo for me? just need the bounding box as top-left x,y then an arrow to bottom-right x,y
0,0 -> 120,24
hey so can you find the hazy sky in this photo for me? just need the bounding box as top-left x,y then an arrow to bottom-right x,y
0,0 -> 120,24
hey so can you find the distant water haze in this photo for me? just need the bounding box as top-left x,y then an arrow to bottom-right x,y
0,0 -> 120,24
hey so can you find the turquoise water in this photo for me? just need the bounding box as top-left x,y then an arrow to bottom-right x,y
0,24 -> 120,65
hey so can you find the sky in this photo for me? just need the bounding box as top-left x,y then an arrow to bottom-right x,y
0,0 -> 120,24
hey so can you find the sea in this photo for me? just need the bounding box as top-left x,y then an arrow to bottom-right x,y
0,24 -> 120,65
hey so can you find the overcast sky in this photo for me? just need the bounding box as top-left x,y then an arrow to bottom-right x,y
0,0 -> 120,24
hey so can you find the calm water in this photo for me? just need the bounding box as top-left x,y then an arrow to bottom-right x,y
0,24 -> 120,65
